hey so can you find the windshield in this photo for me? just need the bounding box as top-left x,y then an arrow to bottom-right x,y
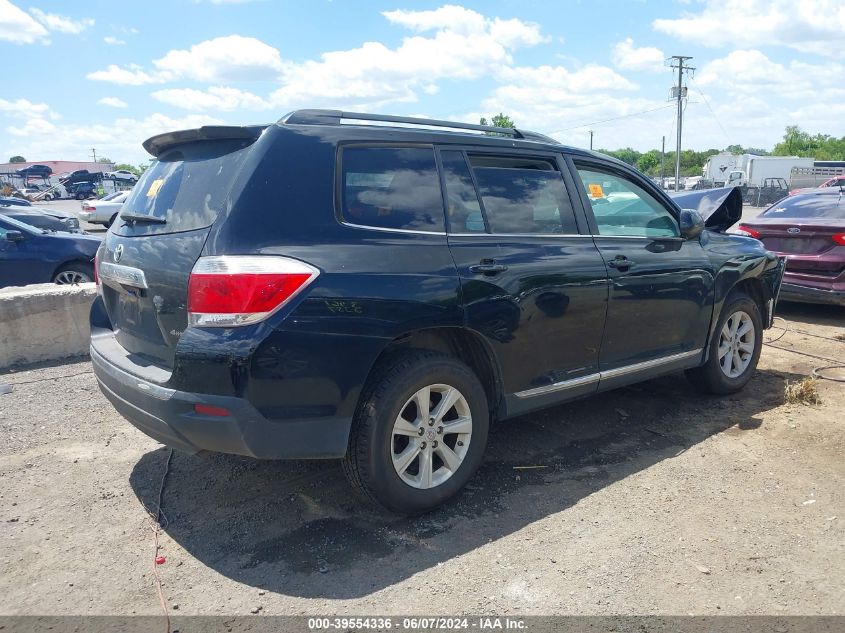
116,138 -> 253,235
763,195 -> 845,219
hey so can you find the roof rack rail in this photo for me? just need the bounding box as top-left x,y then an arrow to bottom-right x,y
279,109 -> 559,145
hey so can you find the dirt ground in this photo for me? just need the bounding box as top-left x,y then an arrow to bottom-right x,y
0,302 -> 842,617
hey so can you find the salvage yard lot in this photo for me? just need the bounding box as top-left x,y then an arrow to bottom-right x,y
0,303 -> 842,616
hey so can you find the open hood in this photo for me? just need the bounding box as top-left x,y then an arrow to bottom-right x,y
670,186 -> 743,232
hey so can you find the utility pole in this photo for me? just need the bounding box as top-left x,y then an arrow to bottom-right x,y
589,130 -> 593,151
668,55 -> 694,192
91,148 -> 97,163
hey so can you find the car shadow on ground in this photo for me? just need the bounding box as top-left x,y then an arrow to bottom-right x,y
129,366 -> 800,599
775,301 -> 844,329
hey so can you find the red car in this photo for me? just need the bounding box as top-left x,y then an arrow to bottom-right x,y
737,191 -> 844,306
789,174 -> 845,196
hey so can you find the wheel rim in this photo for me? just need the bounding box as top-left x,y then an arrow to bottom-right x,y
391,384 -> 472,490
718,310 -> 755,378
55,270 -> 89,284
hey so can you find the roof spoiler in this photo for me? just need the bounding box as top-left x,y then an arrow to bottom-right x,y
142,125 -> 267,157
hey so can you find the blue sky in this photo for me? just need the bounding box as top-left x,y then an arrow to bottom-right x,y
2,0 -> 844,164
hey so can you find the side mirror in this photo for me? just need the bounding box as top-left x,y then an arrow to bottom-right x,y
5,230 -> 25,242
679,209 -> 705,240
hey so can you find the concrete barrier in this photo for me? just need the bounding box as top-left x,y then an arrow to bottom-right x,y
0,283 -> 97,368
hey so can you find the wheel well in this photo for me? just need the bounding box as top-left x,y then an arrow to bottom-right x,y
372,328 -> 502,418
731,278 -> 767,321
53,259 -> 94,279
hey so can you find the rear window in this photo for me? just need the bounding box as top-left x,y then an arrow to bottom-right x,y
115,138 -> 253,235
340,146 -> 444,232
763,195 -> 845,219
469,156 -> 578,235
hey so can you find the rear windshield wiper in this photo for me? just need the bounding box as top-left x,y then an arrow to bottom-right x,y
120,212 -> 167,225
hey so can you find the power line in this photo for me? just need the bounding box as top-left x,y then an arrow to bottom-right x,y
689,78 -> 730,145
559,104 -> 674,131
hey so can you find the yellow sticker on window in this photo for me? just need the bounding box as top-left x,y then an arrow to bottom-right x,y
588,183 -> 604,198
146,178 -> 164,197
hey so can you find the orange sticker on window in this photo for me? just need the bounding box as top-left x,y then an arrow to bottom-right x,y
146,178 -> 164,197
588,183 -> 604,198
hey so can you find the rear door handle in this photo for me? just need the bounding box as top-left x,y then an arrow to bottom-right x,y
607,256 -> 635,270
469,260 -> 508,275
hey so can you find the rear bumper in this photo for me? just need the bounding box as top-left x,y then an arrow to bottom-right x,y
779,282 -> 845,306
91,344 -> 352,459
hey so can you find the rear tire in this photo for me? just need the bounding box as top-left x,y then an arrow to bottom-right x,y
53,263 -> 94,285
343,351 -> 489,515
686,292 -> 763,394
75,192 -> 85,200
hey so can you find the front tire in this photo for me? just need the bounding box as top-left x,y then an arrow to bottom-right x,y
343,351 -> 489,514
686,292 -> 763,394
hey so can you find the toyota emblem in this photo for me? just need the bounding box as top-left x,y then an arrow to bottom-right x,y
787,227 -> 801,234
114,244 -> 124,262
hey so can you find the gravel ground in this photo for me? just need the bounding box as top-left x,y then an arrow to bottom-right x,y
0,302 -> 842,617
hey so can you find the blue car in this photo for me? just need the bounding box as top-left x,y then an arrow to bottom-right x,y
0,213 -> 100,287
0,196 -> 32,207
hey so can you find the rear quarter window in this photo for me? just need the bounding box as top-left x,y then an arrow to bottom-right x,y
340,146 -> 445,232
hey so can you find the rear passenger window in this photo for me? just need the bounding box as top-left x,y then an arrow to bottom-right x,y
441,151 -> 485,233
340,146 -> 445,232
468,155 -> 578,234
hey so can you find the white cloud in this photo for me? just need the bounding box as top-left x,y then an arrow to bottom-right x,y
270,6 -> 547,110
87,64 -> 169,86
88,6 -> 547,111
98,97 -> 128,108
696,49 -> 845,101
475,63 -> 667,151
152,86 -> 270,111
0,0 -> 49,44
0,98 -> 52,118
3,113 -> 225,164
653,0 -> 845,57
103,36 -> 126,45
612,38 -> 665,72
154,35 -> 284,82
87,35 -> 285,85
29,8 -> 94,34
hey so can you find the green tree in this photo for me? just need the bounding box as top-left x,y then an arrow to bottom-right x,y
115,163 -> 141,176
636,150 -> 660,174
96,157 -> 113,164
599,147 -> 640,166
479,113 -> 515,128
9,156 -> 26,163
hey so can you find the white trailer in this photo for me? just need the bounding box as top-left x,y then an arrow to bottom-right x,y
702,153 -> 741,185
724,156 -> 814,189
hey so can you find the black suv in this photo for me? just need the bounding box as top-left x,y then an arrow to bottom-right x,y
90,110 -> 785,513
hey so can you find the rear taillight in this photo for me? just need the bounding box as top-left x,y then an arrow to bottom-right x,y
187,256 -> 319,327
833,233 -> 845,246
736,225 -> 761,239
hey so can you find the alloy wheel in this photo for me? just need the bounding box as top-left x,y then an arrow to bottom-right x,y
718,310 -> 755,378
55,271 -> 90,284
391,384 -> 472,489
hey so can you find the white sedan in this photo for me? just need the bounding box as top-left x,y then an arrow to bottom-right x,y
78,190 -> 131,227
105,170 -> 138,182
